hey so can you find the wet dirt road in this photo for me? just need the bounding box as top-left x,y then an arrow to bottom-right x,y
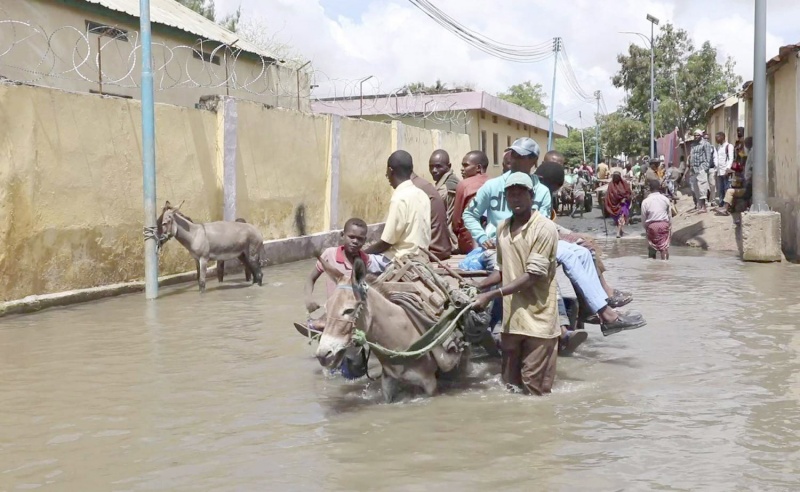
1,238 -> 799,491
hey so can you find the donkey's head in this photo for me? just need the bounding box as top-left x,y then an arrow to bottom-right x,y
158,200 -> 185,243
315,256 -> 369,369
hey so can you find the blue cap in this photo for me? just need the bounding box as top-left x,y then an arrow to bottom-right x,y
506,137 -> 540,159
505,172 -> 534,190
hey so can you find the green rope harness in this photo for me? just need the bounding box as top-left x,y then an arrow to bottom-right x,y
351,303 -> 474,364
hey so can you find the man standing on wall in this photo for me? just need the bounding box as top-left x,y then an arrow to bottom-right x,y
689,129 -> 714,213
429,149 -> 460,253
452,150 -> 490,253
714,131 -> 734,208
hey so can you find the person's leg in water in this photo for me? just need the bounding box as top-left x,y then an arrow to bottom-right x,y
556,241 -> 645,334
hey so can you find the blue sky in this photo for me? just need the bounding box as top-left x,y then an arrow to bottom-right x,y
216,0 -> 798,128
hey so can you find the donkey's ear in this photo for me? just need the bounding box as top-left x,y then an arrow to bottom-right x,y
164,200 -> 172,209
317,256 -> 343,283
175,200 -> 185,210
352,258 -> 367,286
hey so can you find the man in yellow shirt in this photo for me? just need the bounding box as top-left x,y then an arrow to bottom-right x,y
473,172 -> 560,395
597,161 -> 609,180
365,150 -> 431,271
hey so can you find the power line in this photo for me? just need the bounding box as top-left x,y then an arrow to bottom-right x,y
406,0 -> 555,62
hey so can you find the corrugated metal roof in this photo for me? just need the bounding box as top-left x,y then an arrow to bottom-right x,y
311,91 -> 568,137
81,0 -> 278,60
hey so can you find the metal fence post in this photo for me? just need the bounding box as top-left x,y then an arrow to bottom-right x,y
139,0 -> 158,299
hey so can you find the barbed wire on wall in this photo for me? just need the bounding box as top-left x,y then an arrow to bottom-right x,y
0,15 -> 471,128
308,68 -> 474,129
0,16 -> 311,101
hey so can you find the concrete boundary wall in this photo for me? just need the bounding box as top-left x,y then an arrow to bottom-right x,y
0,83 -> 470,303
0,223 -> 385,318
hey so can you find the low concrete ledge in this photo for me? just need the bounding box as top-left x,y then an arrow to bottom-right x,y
0,223 -> 385,318
741,211 -> 783,262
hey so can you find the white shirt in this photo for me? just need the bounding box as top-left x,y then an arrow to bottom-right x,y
380,180 -> 431,259
715,142 -> 734,176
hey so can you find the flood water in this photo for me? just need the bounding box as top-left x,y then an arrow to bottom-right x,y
2,239 -> 800,491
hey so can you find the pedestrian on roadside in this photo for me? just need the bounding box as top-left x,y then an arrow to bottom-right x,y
641,180 -> 674,260
472,172 -> 561,395
597,160 -> 609,180
605,171 -> 632,238
714,132 -> 734,208
716,136 -> 753,218
689,128 -> 714,213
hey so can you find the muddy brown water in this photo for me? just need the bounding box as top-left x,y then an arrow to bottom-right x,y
2,239 -> 799,491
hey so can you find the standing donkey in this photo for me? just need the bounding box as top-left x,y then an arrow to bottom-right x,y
158,201 -> 264,292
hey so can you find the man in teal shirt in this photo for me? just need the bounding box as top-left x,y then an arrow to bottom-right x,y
463,138 -> 551,248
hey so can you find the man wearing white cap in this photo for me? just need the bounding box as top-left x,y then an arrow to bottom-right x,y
472,172 -> 560,395
689,129 -> 714,213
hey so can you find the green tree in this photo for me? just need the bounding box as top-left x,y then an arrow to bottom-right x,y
497,81 -> 547,115
404,80 -> 473,94
598,112 -> 649,158
177,0 -> 216,21
612,23 -> 742,135
555,126 -> 601,166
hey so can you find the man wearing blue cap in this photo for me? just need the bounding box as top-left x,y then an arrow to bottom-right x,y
472,172 -> 560,395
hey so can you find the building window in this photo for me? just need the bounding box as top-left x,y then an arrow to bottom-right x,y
481,111 -> 486,119
481,130 -> 487,153
193,49 -> 221,65
508,119 -> 512,126
85,20 -> 129,41
492,133 -> 499,166
534,128 -> 538,134
507,135 -> 512,148
516,123 -> 520,130
524,124 -> 528,131
492,115 -> 498,124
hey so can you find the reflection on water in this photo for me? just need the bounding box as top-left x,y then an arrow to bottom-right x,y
1,241 -> 799,490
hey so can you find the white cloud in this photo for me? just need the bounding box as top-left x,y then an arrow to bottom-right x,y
217,0 -> 796,128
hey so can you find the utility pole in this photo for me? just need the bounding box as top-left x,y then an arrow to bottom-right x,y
594,91 -> 601,171
139,0 -> 158,299
647,14 -> 660,159
579,111 -> 587,162
547,37 -> 561,151
751,0 -> 768,212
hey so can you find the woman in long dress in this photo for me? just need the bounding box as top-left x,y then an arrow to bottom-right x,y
604,171 -> 632,238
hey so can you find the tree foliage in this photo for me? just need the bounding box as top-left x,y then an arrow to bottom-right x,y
404,80 -> 474,94
598,112 -> 649,158
497,81 -> 548,115
176,2 -> 304,65
555,125 -> 601,166
177,0 -> 215,21
612,23 -> 742,136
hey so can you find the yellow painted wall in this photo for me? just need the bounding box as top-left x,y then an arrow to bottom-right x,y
0,83 -> 471,301
337,118 -> 393,225
235,102 -> 329,239
771,58 -> 798,201
0,84 -> 218,301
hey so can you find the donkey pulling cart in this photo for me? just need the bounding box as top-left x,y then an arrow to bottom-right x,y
296,249 -> 587,401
